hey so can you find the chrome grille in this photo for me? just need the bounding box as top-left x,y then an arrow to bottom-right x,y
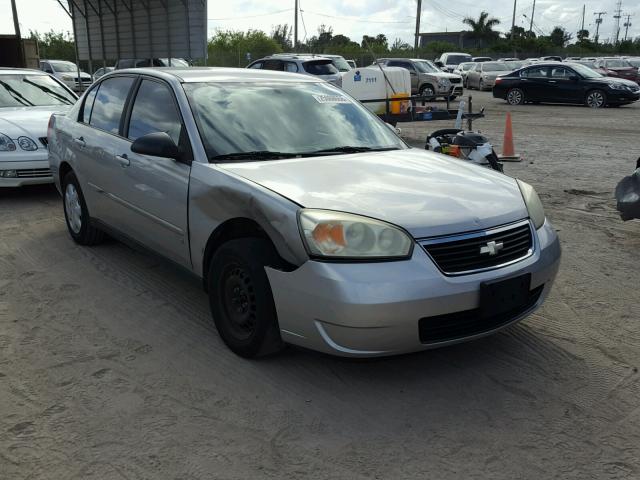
16,168 -> 52,178
450,77 -> 461,84
420,220 -> 534,275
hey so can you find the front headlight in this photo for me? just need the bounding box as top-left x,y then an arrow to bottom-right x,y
608,82 -> 628,90
0,133 -> 16,151
17,136 -> 38,151
298,209 -> 413,260
517,180 -> 546,229
437,78 -> 450,87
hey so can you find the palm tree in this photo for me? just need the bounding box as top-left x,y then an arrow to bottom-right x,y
463,11 -> 501,42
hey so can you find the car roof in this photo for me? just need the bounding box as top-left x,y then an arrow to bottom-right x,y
260,54 -> 333,61
112,67 -> 321,83
0,67 -> 48,75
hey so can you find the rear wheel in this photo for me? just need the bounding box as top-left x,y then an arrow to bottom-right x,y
62,171 -> 104,245
208,238 -> 284,358
585,89 -> 606,108
506,88 -> 525,105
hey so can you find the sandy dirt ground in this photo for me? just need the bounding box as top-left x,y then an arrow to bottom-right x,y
1,91 -> 639,479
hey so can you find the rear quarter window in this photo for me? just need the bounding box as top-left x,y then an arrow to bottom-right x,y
303,61 -> 338,75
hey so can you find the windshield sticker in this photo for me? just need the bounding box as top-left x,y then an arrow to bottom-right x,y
312,94 -> 350,104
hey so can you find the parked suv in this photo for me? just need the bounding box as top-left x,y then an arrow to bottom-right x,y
377,58 -> 463,100
247,54 -> 342,86
39,59 -> 92,91
272,53 -> 352,72
435,52 -> 473,72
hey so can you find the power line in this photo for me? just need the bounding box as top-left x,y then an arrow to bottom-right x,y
302,10 -> 412,24
208,9 -> 292,21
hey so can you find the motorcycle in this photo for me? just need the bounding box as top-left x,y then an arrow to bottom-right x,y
426,128 -> 503,173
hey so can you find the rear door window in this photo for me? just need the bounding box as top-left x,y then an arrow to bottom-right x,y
263,60 -> 284,71
303,61 -> 338,75
284,62 -> 299,72
89,76 -> 135,134
127,79 -> 182,145
521,67 -> 548,78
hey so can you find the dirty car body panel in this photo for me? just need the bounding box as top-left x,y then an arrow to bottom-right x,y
49,67 -> 560,357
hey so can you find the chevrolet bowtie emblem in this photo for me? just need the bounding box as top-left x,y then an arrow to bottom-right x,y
480,240 -> 504,256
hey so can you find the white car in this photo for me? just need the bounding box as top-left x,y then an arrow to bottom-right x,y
40,59 -> 92,92
0,68 -> 77,187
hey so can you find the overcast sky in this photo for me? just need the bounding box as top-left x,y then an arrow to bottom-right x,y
1,0 -> 638,45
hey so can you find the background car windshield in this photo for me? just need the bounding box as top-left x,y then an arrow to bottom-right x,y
627,59 -> 640,67
49,61 -> 77,72
0,74 -> 76,107
571,64 -> 602,78
330,57 -> 351,72
183,82 -> 404,158
606,59 -> 632,68
446,55 -> 471,65
414,61 -> 439,73
303,61 -> 338,75
483,62 -> 509,71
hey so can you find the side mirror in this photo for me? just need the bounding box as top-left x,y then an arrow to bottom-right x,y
45,69 -> 53,74
434,61 -> 444,68
131,131 -> 180,160
410,71 -> 417,76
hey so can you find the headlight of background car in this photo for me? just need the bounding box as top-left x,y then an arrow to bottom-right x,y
437,78 -> 449,87
17,136 -> 38,151
62,75 -> 74,81
298,209 -> 413,259
0,133 -> 16,151
517,180 -> 546,229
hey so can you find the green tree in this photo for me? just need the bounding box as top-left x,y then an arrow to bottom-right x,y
549,26 -> 572,47
29,30 -> 75,62
462,11 -> 501,42
576,29 -> 589,42
208,29 -> 281,67
271,24 -> 292,51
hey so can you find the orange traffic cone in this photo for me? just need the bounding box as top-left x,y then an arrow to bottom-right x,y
499,112 -> 521,162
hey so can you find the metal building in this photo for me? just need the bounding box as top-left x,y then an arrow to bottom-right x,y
66,0 -> 207,65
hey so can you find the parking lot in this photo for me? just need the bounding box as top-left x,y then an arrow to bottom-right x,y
2,90 -> 639,479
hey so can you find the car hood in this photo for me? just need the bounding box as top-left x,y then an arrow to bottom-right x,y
0,105 -> 72,138
428,72 -> 461,80
218,149 -> 529,238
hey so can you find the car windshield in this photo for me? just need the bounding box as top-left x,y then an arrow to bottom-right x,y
0,74 -> 76,107
157,58 -> 189,67
571,64 -> 603,78
303,61 -> 338,75
330,57 -> 351,72
482,62 -> 509,71
49,61 -> 78,72
414,61 -> 440,73
446,55 -> 472,65
183,82 -> 405,160
628,59 -> 640,68
606,59 -> 632,68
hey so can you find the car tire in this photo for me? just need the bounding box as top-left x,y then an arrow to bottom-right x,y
585,89 -> 606,108
62,171 -> 104,245
208,238 -> 284,358
479,80 -> 485,91
419,84 -> 435,100
506,88 -> 525,105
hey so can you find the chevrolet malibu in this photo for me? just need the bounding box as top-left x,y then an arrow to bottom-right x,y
1,68 -> 76,186
48,68 -> 560,358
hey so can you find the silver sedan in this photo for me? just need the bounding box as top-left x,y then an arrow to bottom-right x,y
48,67 -> 560,358
467,62 -> 513,90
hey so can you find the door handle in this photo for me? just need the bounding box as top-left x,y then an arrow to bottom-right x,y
116,154 -> 130,167
73,136 -> 85,147
548,80 -> 557,83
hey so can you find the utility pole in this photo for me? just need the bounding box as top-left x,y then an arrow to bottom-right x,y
594,11 -> 607,44
581,5 -> 585,32
294,0 -> 298,50
10,0 -> 24,67
511,0 -> 517,36
529,0 -> 536,35
623,13 -> 633,41
613,0 -> 622,44
414,0 -> 422,51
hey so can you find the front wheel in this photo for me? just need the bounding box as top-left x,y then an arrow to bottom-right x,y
585,89 -> 606,108
479,80 -> 485,91
208,238 -> 284,358
62,171 -> 104,245
419,84 -> 435,100
506,88 -> 525,105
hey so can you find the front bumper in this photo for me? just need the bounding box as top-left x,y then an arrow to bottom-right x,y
436,83 -> 464,97
608,89 -> 640,103
0,153 -> 53,187
267,219 -> 560,357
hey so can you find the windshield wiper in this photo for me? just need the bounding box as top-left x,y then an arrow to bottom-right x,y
306,146 -> 401,155
0,80 -> 34,106
23,79 -> 74,105
210,150 -> 301,161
